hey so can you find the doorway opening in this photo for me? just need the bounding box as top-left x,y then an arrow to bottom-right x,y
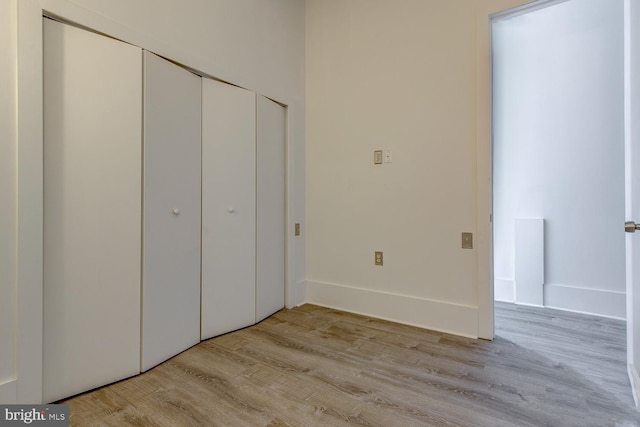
491,0 -> 631,405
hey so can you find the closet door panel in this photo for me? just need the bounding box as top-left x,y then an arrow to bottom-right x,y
142,51 -> 202,372
43,19 -> 142,402
201,79 -> 256,339
256,96 -> 286,322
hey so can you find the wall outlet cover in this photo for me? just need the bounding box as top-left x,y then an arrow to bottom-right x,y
375,251 -> 383,266
374,150 -> 383,165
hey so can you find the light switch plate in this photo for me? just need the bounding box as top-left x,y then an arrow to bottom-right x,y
462,232 -> 473,249
384,150 -> 392,163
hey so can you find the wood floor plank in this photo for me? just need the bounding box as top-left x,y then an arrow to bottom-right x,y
61,303 -> 640,426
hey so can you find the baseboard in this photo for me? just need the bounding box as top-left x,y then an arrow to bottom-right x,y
629,364 -> 640,408
494,278 -> 515,302
305,280 -> 478,338
0,378 -> 17,404
544,283 -> 625,319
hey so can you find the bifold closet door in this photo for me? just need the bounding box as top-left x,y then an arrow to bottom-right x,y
201,79 -> 256,339
256,96 -> 286,322
43,19 -> 142,402
141,51 -> 201,372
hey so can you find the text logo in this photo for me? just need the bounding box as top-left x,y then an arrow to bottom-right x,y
0,405 -> 68,426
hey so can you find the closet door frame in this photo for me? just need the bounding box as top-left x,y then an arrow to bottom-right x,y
15,3 -> 292,404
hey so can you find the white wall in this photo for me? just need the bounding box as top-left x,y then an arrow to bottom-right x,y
305,0 -> 530,337
7,0 -> 305,403
493,0 -> 626,319
0,0 -> 17,400
65,0 -> 302,105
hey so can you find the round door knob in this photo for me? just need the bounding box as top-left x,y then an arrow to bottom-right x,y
227,207 -> 236,213
173,208 -> 180,215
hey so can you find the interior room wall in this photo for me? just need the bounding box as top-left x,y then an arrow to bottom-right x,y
305,0 -> 531,337
492,0 -> 625,318
65,0 -> 302,106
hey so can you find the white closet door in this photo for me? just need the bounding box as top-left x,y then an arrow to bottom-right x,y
256,95 -> 286,322
201,79 -> 256,339
43,19 -> 142,402
142,51 -> 201,372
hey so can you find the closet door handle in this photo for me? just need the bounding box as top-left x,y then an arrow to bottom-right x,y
227,207 -> 236,214
172,208 -> 180,216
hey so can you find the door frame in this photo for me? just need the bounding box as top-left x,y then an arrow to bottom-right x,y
477,0 -> 574,340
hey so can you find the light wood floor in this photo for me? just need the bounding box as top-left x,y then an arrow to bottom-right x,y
62,303 -> 640,426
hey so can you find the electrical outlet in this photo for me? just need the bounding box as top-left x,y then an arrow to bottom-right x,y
295,223 -> 301,236
375,251 -> 383,266
374,150 -> 383,165
462,232 -> 473,249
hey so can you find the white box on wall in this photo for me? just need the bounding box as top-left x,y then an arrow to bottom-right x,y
514,218 -> 544,307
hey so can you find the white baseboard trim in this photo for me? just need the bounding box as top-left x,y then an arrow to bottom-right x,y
305,280 -> 478,338
515,301 -> 545,309
544,284 -> 625,320
494,278 -> 515,303
0,378 -> 17,404
629,364 -> 640,408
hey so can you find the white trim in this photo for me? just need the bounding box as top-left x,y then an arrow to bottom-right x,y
494,281 -> 626,319
0,379 -> 17,404
16,0 -> 44,404
629,364 -> 640,407
515,302 -> 545,309
306,280 -> 479,338
476,3 -> 495,341
544,284 -> 626,320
